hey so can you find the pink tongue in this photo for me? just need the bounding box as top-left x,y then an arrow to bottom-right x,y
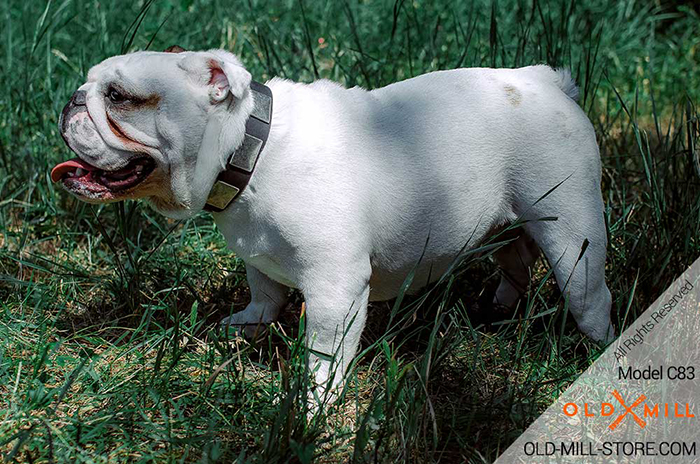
50,158 -> 97,183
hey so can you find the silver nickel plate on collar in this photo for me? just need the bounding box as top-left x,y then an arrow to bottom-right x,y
206,180 -> 240,210
251,90 -> 272,124
229,133 -> 263,172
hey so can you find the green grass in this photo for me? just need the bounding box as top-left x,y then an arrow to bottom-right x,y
1,0 -> 700,462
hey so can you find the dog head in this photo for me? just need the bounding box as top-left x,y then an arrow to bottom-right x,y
51,48 -> 254,218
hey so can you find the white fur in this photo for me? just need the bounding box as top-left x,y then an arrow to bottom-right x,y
66,52 -> 615,395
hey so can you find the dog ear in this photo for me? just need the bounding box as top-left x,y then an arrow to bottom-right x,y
179,52 -> 252,103
164,45 -> 186,53
207,58 -> 252,102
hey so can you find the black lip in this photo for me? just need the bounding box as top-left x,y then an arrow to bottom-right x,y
94,156 -> 156,192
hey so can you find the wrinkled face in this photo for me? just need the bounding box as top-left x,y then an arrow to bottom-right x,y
52,49 -> 252,218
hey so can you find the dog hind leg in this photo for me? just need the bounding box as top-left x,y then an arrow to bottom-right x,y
522,199 -> 615,343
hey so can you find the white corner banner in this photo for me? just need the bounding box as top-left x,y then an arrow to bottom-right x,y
495,256 -> 700,463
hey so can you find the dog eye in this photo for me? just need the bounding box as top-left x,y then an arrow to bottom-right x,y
107,87 -> 127,104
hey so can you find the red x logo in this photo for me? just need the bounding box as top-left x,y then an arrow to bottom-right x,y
609,390 -> 647,430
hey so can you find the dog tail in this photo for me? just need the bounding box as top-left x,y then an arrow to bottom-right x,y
530,65 -> 580,102
550,67 -> 580,102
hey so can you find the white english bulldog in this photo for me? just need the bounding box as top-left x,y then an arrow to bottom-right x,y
52,47 -> 615,395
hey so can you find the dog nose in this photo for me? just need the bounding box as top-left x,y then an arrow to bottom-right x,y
59,90 -> 87,139
72,90 -> 87,106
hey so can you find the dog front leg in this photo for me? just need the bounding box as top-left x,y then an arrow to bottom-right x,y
221,264 -> 289,338
302,268 -> 370,403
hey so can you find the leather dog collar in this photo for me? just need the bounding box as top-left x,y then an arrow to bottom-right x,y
204,80 -> 272,212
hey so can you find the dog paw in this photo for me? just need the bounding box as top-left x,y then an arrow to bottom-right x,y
220,314 -> 269,340
593,322 -> 616,345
